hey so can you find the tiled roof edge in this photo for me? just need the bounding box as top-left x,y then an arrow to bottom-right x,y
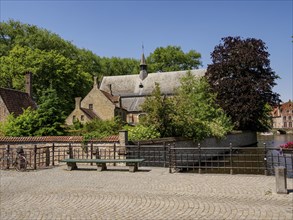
0,135 -> 119,144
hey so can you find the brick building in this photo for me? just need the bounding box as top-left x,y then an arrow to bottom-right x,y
272,100 -> 293,129
0,72 -> 37,122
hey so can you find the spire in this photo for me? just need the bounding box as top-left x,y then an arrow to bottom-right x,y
139,44 -> 148,80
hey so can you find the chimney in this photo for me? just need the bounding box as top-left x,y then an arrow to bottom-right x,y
75,97 -> 82,109
108,84 -> 113,95
93,76 -> 99,89
25,72 -> 32,97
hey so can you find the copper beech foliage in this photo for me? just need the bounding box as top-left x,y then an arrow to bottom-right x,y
206,36 -> 280,131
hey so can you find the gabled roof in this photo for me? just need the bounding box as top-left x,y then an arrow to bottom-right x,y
99,69 -> 206,111
280,100 -> 292,110
0,88 -> 37,116
81,108 -> 99,120
100,90 -> 120,103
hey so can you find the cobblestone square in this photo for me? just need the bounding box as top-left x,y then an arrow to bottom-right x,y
1,165 -> 292,220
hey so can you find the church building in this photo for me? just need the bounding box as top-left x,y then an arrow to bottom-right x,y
65,53 -> 206,125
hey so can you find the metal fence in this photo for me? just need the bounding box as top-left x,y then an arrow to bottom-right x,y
1,143 -> 292,177
0,144 -> 125,170
126,143 -> 171,167
169,145 -> 293,177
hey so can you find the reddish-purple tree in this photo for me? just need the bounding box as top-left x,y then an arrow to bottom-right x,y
206,36 -> 280,131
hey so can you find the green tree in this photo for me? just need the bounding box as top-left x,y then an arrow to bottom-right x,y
100,57 -> 140,76
140,72 -> 233,140
0,45 -> 92,113
67,117 -> 124,140
123,124 -> 160,141
205,36 -> 280,131
173,72 -> 233,140
33,88 -> 66,136
0,108 -> 38,136
1,88 -> 66,136
146,45 -> 202,72
140,83 -> 176,137
0,20 -> 99,114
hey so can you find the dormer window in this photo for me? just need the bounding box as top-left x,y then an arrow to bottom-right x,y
89,104 -> 93,110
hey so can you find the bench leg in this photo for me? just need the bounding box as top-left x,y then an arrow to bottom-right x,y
96,163 -> 107,172
67,162 -> 78,171
129,163 -> 138,172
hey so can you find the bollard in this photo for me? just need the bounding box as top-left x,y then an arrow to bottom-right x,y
275,166 -> 288,194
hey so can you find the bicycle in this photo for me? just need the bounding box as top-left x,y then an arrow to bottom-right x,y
14,146 -> 28,171
14,153 -> 28,171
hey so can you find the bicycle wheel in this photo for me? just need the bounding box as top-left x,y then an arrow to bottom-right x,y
14,156 -> 27,171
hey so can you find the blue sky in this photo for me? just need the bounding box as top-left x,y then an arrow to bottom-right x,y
1,0 -> 292,102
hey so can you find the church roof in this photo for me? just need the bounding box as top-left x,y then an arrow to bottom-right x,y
0,87 -> 37,117
100,69 -> 206,112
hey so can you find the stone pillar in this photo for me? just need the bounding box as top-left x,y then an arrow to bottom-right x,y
119,130 -> 128,146
275,166 -> 288,194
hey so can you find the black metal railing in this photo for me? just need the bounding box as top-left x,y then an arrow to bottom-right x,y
1,143 -> 292,177
168,145 -> 293,177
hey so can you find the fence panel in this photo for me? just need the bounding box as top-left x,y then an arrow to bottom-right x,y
169,146 -> 293,177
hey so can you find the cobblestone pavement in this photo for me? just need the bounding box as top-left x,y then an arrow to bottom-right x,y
0,165 -> 293,220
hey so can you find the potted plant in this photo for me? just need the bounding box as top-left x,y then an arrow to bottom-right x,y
280,142 -> 293,154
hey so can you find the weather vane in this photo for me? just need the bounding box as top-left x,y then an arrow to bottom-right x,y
142,43 -> 144,54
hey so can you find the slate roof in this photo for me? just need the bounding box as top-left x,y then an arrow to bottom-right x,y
100,69 -> 206,112
0,88 -> 37,116
81,108 -> 99,120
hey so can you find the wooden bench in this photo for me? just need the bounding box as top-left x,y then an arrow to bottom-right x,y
60,158 -> 145,172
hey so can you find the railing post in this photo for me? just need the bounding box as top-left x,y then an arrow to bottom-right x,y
168,144 -> 172,173
163,142 -> 167,168
52,144 -> 55,166
34,145 -> 37,170
113,143 -> 116,166
90,143 -> 93,165
95,147 -> 100,159
67,143 -> 73,159
264,143 -> 268,176
138,142 -> 141,159
230,143 -> 233,175
5,145 -> 10,170
45,146 -> 50,167
198,143 -> 202,174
